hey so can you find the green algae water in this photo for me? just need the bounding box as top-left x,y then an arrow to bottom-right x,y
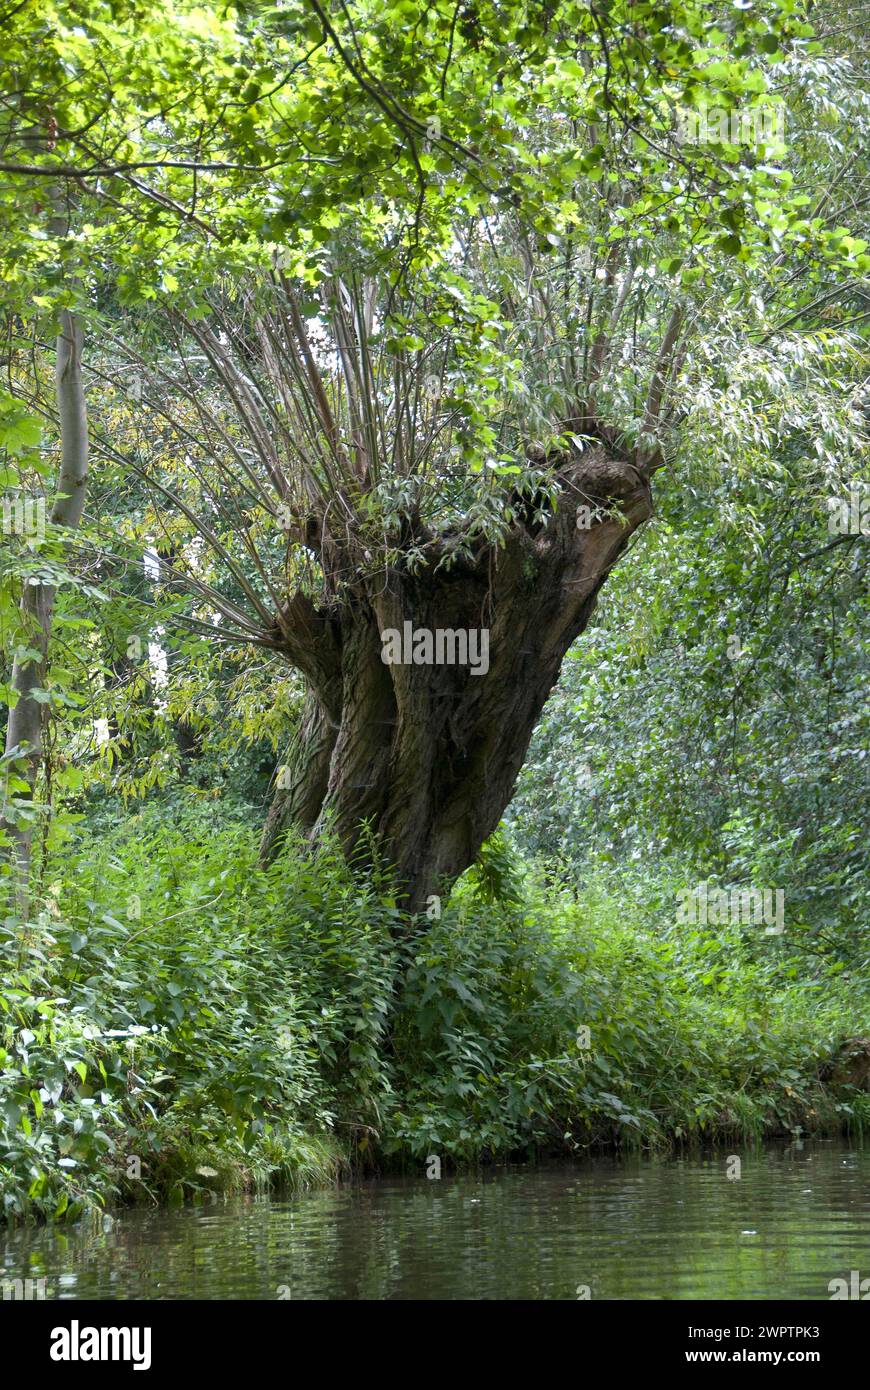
3,1141 -> 869,1301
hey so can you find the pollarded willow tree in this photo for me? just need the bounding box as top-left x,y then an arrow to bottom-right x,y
2,0 -> 867,910
114,261 -> 670,912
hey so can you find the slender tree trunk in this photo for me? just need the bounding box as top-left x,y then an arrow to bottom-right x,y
260,446 -> 651,912
1,310 -> 88,907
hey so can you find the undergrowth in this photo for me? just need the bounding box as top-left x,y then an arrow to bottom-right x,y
1,807 -> 867,1222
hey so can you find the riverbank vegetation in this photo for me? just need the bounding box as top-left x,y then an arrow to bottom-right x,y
2,801 -> 868,1221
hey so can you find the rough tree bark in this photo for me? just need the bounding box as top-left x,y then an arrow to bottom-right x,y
259,439 -> 652,912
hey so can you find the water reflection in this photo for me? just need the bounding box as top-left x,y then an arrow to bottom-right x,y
2,1141 -> 869,1300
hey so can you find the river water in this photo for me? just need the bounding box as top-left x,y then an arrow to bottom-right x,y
3,1141 -> 868,1300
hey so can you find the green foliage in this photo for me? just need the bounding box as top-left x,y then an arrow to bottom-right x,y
511,355 -> 870,960
387,863 -> 869,1160
6,0 -> 861,312
2,812 -> 866,1220
0,813 -> 356,1220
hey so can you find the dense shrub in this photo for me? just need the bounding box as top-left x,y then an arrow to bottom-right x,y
2,809 -> 867,1222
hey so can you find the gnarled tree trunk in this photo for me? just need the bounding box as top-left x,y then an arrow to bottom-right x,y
260,445 -> 651,911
